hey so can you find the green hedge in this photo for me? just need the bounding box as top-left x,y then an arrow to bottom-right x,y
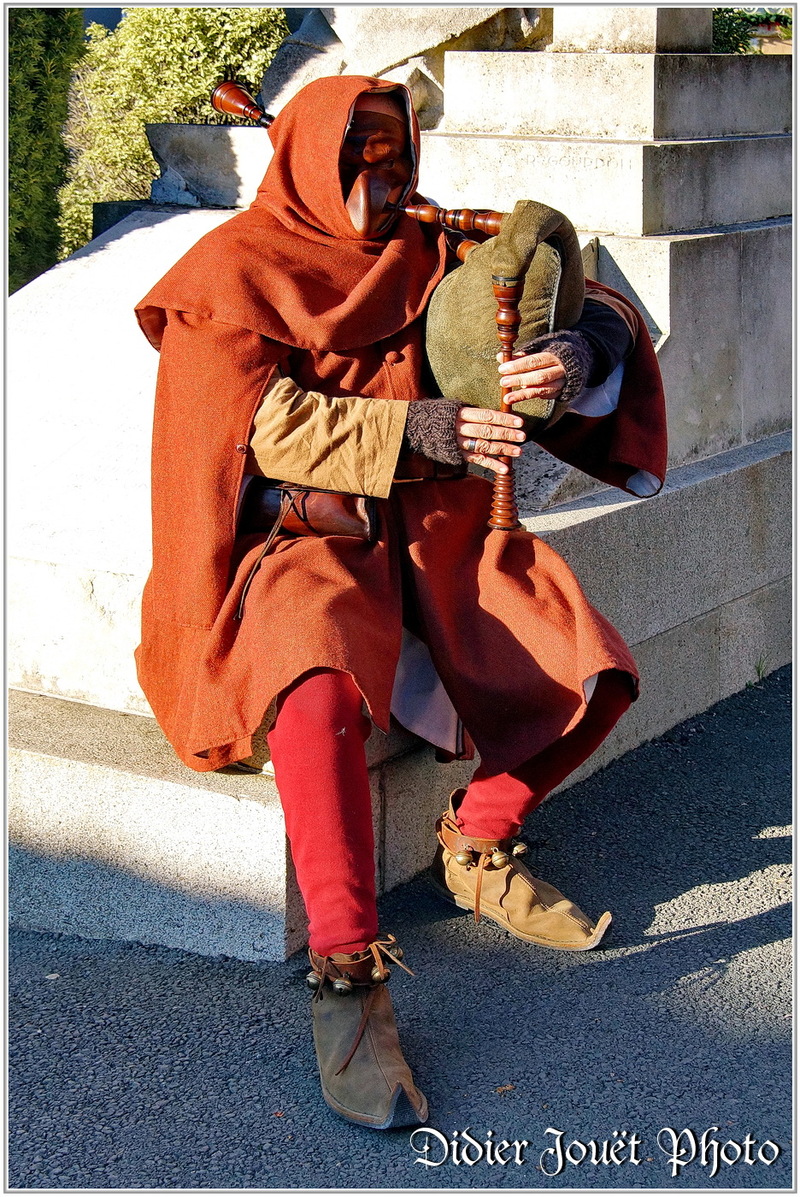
58,6 -> 288,258
8,8 -> 85,293
713,7 -> 792,53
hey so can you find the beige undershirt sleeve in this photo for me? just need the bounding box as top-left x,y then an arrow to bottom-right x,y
246,370 -> 410,499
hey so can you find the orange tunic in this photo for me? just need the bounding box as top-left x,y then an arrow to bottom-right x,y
134,297 -> 663,773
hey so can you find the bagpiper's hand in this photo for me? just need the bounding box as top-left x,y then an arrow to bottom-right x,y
456,407 -> 526,476
497,349 -> 567,405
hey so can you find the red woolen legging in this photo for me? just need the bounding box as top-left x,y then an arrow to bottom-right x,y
267,667 -> 631,956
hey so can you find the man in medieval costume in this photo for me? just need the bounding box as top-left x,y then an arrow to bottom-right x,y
135,76 -> 666,1130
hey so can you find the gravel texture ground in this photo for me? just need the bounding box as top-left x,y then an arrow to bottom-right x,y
8,666 -> 791,1190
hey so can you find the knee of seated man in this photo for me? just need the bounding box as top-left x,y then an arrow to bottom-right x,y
276,668 -> 369,738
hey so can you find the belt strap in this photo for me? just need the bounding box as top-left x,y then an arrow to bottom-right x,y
234,491 -> 290,621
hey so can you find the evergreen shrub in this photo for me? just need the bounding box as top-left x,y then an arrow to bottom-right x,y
8,8 -> 85,292
712,7 -> 792,53
58,6 -> 288,257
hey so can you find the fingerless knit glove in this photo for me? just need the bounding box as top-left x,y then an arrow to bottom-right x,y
403,398 -> 464,465
521,329 -> 595,407
403,328 -> 597,462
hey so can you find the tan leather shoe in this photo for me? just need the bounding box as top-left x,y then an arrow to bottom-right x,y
307,935 -> 428,1130
430,791 -> 611,950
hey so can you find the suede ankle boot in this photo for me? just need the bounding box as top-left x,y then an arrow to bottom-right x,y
307,935 -> 428,1130
430,791 -> 611,950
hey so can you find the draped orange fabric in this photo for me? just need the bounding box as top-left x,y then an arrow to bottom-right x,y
136,75 -> 447,353
133,76 -> 665,775
536,279 -> 668,491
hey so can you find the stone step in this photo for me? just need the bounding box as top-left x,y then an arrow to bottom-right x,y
7,689 -> 470,963
419,130 -> 791,236
146,124 -> 272,209
140,116 -> 792,234
597,219 -> 791,471
530,433 -> 790,651
549,7 -> 712,54
8,685 -> 432,962
9,688 -> 303,962
443,52 -> 792,140
9,433 -> 790,961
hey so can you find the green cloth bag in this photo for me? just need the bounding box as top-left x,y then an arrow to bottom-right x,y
425,200 -> 585,433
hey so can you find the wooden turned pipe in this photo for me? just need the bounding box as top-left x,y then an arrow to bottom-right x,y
211,80 -> 274,128
488,275 -> 522,531
400,203 -> 504,236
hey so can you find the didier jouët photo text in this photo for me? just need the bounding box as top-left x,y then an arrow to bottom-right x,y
409,1125 -> 782,1179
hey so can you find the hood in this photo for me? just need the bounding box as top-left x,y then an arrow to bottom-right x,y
255,74 -> 419,243
136,75 -> 446,353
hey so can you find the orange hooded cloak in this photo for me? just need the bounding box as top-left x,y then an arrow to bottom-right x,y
134,76 -> 665,774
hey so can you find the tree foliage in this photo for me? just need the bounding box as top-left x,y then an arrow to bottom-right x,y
713,7 -> 792,53
8,8 -> 85,293
58,7 -> 288,257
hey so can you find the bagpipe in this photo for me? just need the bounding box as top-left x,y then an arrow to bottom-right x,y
211,82 -> 587,531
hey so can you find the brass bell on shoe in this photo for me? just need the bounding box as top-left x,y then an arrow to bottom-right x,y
306,971 -> 322,991
454,850 -> 473,867
387,944 -> 404,960
512,841 -> 528,857
332,977 -> 353,995
371,965 -> 389,983
491,849 -> 510,869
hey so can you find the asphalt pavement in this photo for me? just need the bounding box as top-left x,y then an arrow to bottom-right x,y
8,666 -> 792,1191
